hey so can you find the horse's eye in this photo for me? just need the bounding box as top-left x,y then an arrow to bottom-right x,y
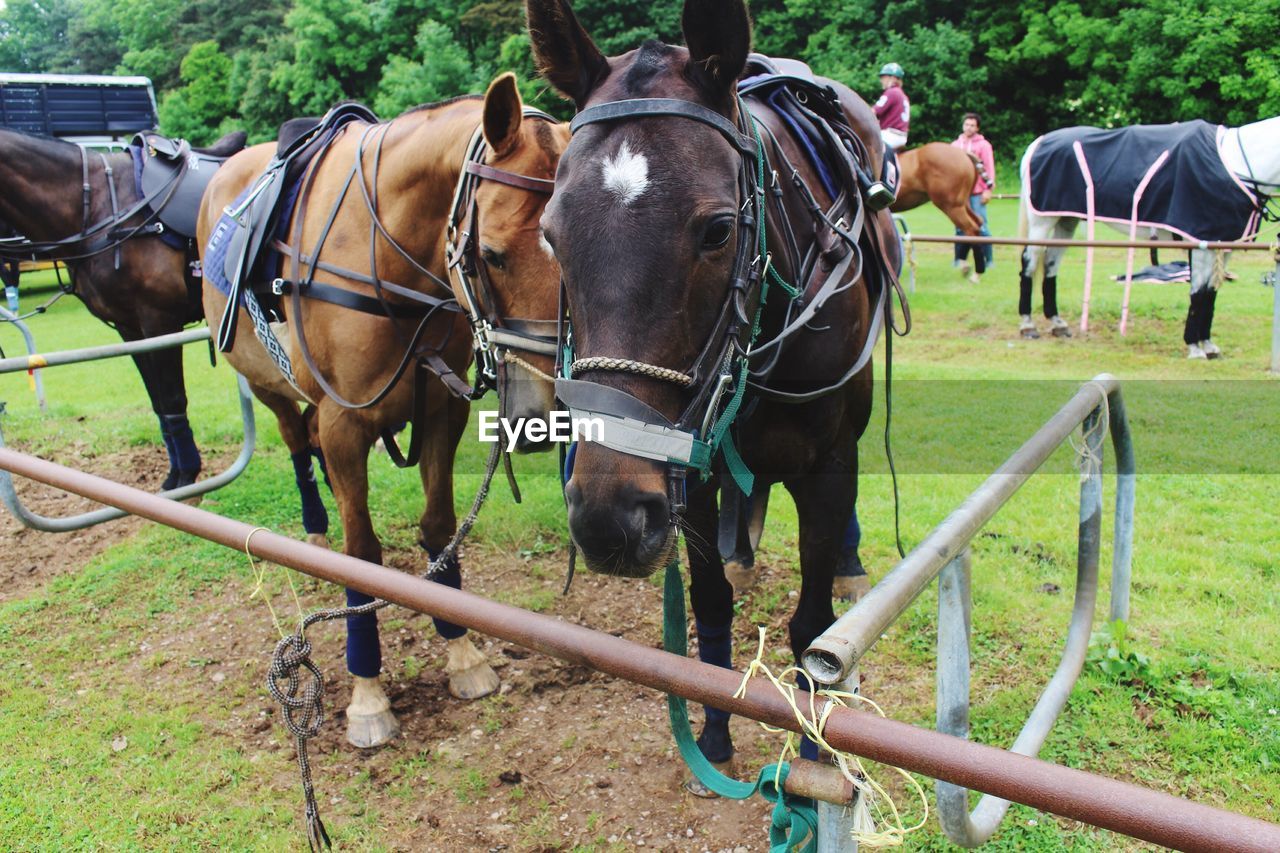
702,217 -> 735,250
481,246 -> 506,271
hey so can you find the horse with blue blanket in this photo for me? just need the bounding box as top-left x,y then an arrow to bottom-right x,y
198,74 -> 567,748
1018,116 -> 1279,354
529,0 -> 901,788
0,127 -> 245,487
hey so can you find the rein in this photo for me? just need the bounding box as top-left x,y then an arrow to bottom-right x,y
268,108 -> 561,466
0,144 -> 184,266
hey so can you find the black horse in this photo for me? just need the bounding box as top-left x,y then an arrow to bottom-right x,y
529,0 -> 899,771
0,129 -> 244,489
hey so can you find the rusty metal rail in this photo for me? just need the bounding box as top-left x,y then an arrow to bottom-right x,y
0,446 -> 1277,851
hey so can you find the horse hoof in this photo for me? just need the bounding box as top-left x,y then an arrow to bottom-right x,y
306,533 -> 330,549
683,757 -> 736,799
346,675 -> 399,748
1020,327 -> 1040,340
1200,340 -> 1222,359
967,272 -> 980,285
724,560 -> 758,595
1051,325 -> 1072,338
346,708 -> 400,748
833,574 -> 871,602
1187,343 -> 1208,360
446,636 -> 499,700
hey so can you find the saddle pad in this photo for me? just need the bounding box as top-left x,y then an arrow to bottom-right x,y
204,175 -> 304,300
738,64 -> 843,202
1027,120 -> 1261,243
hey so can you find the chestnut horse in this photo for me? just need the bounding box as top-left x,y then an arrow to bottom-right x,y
199,75 -> 566,747
0,129 -> 245,489
891,142 -> 985,241
530,0 -> 898,775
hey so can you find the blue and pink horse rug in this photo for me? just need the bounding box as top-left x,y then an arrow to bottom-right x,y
1026,120 -> 1264,243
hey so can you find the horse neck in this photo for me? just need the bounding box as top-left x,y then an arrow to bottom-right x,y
1223,116 -> 1280,187
0,131 -> 93,241
378,102 -> 481,257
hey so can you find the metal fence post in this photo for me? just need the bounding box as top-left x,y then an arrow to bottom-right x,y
817,667 -> 861,853
0,305 -> 47,411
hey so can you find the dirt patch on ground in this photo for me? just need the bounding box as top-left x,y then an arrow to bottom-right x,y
0,444 -> 165,602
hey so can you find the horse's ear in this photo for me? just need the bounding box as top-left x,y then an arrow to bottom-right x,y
483,73 -> 524,157
526,0 -> 608,107
682,0 -> 752,100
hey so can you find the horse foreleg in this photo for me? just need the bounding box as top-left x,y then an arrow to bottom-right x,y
683,482 -> 737,791
317,404 -> 398,748
249,383 -> 329,547
128,339 -> 200,490
786,457 -> 855,761
420,392 -> 497,700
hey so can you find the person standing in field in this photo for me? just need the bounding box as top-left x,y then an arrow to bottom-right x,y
952,111 -> 996,283
873,62 -> 910,150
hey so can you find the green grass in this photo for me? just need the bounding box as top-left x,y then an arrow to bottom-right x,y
1,203 -> 1278,849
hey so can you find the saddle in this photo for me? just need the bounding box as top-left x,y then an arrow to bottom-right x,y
134,130 -> 248,240
214,102 -> 379,353
739,55 -> 895,210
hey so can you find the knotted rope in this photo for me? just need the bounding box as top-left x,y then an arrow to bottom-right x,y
249,441 -> 503,849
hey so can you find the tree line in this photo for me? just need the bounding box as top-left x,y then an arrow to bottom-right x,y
1,0 -> 1276,159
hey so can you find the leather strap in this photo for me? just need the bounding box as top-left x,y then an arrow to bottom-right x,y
571,98 -> 758,157
464,161 -> 555,194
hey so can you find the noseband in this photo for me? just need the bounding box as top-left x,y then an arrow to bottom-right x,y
555,97 -> 769,513
447,108 -> 561,390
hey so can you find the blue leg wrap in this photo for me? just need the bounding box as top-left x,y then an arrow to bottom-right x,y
290,450 -> 328,535
345,587 -> 381,678
159,413 -> 201,474
836,509 -> 866,578
427,549 -> 467,640
696,619 -> 733,726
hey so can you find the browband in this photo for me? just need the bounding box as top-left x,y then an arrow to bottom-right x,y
570,98 -> 758,158
464,161 -> 555,194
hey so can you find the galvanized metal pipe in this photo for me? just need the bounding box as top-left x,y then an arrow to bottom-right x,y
0,326 -> 211,375
0,374 -> 255,531
0,447 -> 1277,851
804,375 -> 1128,684
1108,391 -> 1136,623
934,411 -> 1106,846
0,305 -> 47,411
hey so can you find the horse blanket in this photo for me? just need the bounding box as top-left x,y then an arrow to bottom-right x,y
1027,120 -> 1262,243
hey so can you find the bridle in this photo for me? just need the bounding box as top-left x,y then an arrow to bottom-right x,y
555,96 -> 773,515
446,107 -> 560,390
553,90 -> 897,518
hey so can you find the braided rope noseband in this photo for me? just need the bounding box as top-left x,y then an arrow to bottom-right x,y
570,356 -> 694,387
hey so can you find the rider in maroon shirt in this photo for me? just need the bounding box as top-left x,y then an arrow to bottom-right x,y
873,63 -> 910,150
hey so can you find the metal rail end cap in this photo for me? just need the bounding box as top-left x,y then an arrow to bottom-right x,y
802,637 -> 852,686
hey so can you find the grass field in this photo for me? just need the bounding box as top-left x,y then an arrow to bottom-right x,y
0,197 -> 1277,851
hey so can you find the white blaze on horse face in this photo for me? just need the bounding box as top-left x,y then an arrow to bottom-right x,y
601,141 -> 649,206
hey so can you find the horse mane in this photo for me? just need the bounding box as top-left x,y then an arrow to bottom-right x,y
402,93 -> 483,117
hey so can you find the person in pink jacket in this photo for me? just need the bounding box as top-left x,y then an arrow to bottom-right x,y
951,112 -> 996,281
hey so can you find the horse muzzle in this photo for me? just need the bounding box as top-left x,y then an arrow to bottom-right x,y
565,478 -> 676,577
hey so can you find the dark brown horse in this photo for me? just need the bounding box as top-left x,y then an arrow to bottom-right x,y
199,74 -> 566,747
892,142 -> 985,235
0,129 -> 245,489
530,0 -> 898,773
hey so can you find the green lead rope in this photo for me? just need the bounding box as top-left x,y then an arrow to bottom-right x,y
663,559 -> 820,852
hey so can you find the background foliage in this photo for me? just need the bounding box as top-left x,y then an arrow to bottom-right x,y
1,0 -> 1278,155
